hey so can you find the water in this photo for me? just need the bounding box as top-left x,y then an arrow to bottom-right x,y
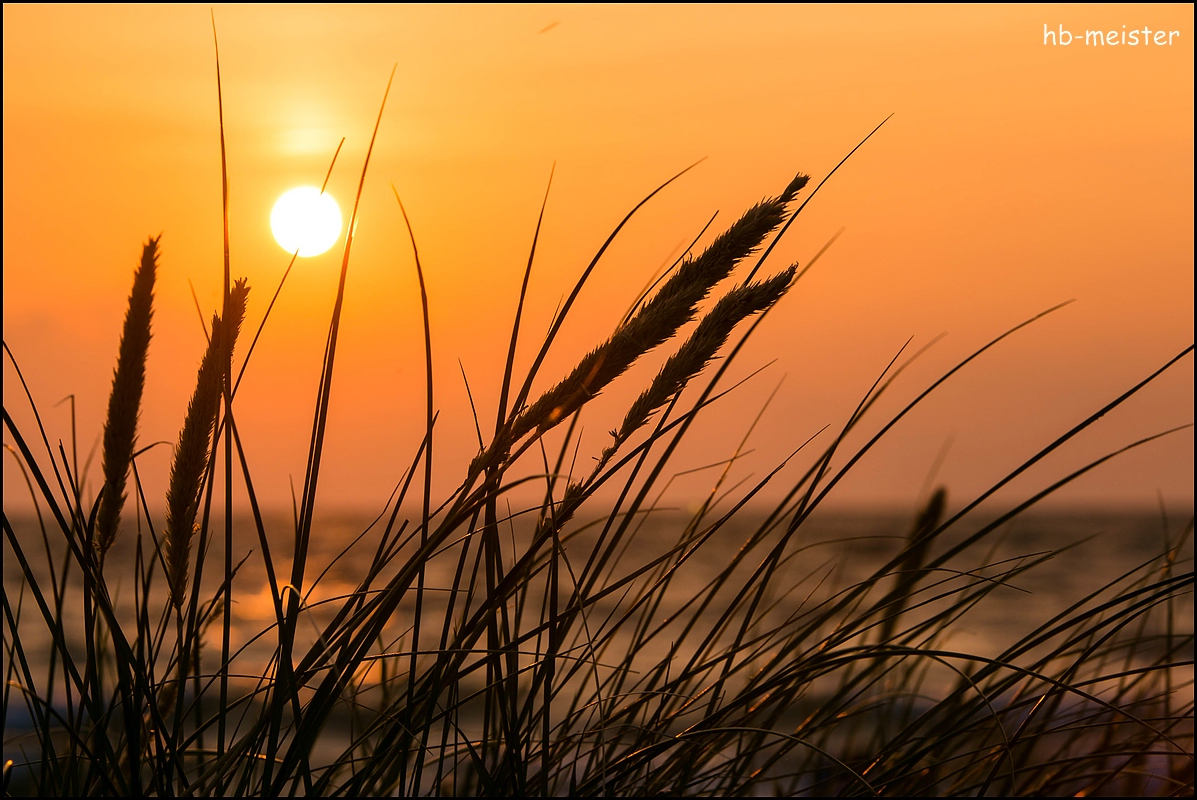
7,507 -> 1188,685
4,507 -> 1192,792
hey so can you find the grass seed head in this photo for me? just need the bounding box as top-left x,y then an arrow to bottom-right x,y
163,278 -> 249,608
508,176 -> 807,448
96,236 -> 159,560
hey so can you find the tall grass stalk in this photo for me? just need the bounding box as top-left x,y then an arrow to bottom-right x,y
2,54 -> 1192,798
163,280 -> 248,610
95,236 -> 159,562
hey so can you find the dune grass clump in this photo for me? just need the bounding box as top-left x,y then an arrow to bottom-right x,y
2,57 -> 1193,798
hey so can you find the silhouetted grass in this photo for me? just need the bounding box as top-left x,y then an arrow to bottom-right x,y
1,48 -> 1193,798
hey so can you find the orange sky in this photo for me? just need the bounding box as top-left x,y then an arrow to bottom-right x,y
4,4 -> 1193,516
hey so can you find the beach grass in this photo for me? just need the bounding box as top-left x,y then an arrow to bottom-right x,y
1,55 -> 1193,798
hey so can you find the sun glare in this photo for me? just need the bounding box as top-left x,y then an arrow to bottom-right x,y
270,186 -> 342,257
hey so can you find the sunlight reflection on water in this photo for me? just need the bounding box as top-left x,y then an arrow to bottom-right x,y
7,508 -> 1189,692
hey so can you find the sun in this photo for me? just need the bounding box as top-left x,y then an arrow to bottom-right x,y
270,186 -> 343,257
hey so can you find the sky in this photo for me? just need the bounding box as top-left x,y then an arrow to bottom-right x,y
3,4 -> 1193,518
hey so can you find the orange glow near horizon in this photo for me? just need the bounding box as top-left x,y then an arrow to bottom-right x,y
3,4 -> 1193,515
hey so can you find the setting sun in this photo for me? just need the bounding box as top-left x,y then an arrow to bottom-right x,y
270,186 -> 342,256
